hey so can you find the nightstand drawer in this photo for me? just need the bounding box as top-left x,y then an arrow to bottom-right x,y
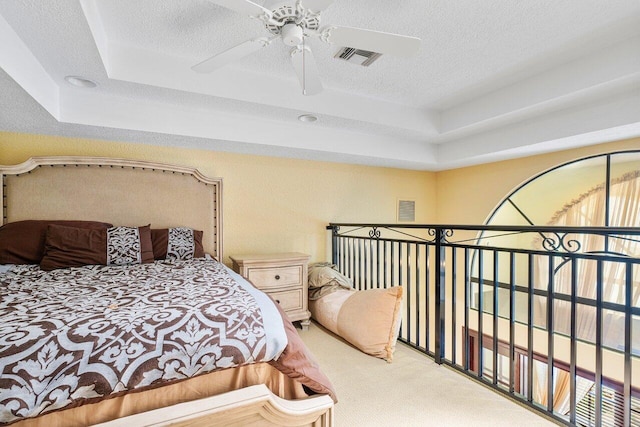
269,288 -> 303,312
247,266 -> 302,289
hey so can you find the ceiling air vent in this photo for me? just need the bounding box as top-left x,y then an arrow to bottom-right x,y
334,47 -> 382,66
397,199 -> 416,222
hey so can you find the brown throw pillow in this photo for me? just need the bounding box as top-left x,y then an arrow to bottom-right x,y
40,224 -> 153,271
40,225 -> 107,270
0,220 -> 112,265
151,228 -> 204,260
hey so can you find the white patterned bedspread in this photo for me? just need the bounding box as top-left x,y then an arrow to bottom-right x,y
0,259 -> 287,424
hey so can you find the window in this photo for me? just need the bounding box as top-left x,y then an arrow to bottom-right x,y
467,150 -> 640,425
470,151 -> 640,340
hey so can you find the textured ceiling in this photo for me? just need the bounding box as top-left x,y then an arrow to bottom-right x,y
0,0 -> 639,169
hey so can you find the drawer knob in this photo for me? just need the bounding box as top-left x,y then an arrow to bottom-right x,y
276,299 -> 281,304
275,275 -> 281,280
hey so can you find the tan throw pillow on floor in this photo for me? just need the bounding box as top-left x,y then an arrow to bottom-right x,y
336,286 -> 403,362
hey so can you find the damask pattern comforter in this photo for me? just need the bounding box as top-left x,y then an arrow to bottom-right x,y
0,258 -> 288,424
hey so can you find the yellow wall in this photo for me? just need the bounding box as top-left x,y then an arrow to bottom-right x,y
2,132 -> 639,265
436,137 -> 640,225
0,132 -> 437,265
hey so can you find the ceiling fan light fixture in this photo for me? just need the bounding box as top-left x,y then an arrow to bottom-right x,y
298,114 -> 318,122
64,75 -> 97,88
281,23 -> 304,46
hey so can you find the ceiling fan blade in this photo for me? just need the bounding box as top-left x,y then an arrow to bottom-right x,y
192,38 -> 272,73
325,26 -> 420,57
290,46 -> 323,96
204,0 -> 271,17
301,0 -> 335,12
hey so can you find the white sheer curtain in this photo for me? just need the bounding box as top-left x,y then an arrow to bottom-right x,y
532,170 -> 640,413
532,362 -> 593,414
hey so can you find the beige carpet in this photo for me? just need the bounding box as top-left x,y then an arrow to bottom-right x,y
298,322 -> 560,427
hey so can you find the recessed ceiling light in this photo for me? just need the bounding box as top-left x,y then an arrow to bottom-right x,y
64,75 -> 97,88
298,114 -> 317,123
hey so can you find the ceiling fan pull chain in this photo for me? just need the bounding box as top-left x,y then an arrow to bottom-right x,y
302,37 -> 306,96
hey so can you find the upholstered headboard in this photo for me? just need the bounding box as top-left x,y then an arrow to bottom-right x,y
0,156 -> 223,260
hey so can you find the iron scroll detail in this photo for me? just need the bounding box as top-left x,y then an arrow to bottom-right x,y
428,228 -> 454,244
541,232 -> 582,253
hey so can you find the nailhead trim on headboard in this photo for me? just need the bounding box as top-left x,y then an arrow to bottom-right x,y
0,156 -> 223,261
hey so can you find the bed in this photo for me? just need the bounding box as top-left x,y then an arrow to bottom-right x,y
0,156 -> 335,426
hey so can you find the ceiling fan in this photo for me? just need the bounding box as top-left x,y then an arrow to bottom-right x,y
192,0 -> 421,95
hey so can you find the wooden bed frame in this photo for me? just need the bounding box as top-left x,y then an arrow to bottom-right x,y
0,156 -> 334,427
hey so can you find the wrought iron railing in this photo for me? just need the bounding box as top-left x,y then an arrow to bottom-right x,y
327,223 -> 640,427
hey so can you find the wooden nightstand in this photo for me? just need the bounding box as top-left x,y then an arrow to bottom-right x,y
230,252 -> 311,330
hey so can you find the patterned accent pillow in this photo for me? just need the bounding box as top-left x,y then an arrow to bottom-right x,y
106,225 -> 154,265
150,228 -> 205,260
166,227 -> 196,261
